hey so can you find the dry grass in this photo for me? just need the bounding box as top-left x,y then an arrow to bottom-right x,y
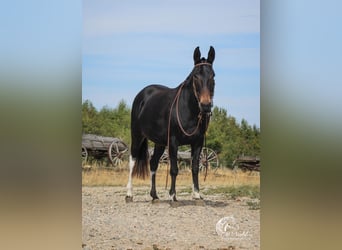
82,162 -> 260,188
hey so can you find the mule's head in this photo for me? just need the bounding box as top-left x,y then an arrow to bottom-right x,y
192,46 -> 216,114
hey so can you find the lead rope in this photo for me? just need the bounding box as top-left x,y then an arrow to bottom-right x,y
165,91 -> 212,189
176,80 -> 203,137
164,68 -> 212,189
204,132 -> 208,182
164,82 -> 204,190
203,113 -> 211,182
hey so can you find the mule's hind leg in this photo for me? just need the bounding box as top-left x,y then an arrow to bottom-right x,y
150,145 -> 165,200
125,155 -> 136,202
126,133 -> 145,202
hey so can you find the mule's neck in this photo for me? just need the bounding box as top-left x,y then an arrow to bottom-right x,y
179,76 -> 200,116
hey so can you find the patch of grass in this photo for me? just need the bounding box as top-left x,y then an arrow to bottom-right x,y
178,186 -> 193,194
246,200 -> 261,210
203,185 -> 260,199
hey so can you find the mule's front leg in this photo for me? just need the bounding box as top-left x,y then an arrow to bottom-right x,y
169,144 -> 179,201
191,145 -> 203,200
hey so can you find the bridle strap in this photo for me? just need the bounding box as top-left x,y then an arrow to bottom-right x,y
192,61 -> 212,108
192,79 -> 200,104
195,62 -> 212,67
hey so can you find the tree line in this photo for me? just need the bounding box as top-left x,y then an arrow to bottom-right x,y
82,100 -> 260,168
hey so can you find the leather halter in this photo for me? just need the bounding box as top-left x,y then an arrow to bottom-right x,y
194,62 -> 212,67
192,62 -> 213,115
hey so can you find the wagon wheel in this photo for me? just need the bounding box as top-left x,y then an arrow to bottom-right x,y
149,148 -> 169,164
82,146 -> 88,164
160,150 -> 169,164
199,147 -> 219,171
108,141 -> 128,166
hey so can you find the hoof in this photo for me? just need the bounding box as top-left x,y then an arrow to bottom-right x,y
192,192 -> 203,200
169,194 -> 178,202
125,196 -> 133,203
150,191 -> 159,201
192,195 -> 204,200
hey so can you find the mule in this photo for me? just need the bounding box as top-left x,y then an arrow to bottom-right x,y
126,46 -> 216,202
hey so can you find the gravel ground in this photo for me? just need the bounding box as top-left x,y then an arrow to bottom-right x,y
82,186 -> 260,250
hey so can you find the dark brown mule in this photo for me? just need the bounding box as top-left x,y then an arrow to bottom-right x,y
126,46 -> 216,201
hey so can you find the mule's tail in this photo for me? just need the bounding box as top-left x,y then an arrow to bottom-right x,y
132,138 -> 149,179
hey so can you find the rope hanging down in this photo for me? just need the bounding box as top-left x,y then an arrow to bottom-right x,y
165,81 -> 211,189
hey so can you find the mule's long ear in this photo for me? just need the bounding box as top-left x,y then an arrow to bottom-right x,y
207,46 -> 215,64
193,46 -> 201,65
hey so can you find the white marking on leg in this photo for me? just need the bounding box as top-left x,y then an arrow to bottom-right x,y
169,193 -> 176,201
192,184 -> 202,199
126,155 -> 135,197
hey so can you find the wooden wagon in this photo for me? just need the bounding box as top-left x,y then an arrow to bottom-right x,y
232,156 -> 260,172
149,147 -> 219,170
82,134 -> 128,166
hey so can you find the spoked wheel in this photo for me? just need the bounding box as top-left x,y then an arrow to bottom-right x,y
82,146 -> 88,164
199,147 -> 219,171
160,150 -> 169,164
149,148 -> 169,164
108,140 -> 128,166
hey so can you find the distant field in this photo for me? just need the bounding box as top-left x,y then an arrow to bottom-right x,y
82,163 -> 260,188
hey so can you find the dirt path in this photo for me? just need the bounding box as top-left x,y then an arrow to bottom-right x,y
82,186 -> 260,250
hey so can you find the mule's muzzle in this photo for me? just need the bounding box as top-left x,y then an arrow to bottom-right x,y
200,103 -> 212,113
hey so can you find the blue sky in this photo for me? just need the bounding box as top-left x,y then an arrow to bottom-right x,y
83,0 -> 260,127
